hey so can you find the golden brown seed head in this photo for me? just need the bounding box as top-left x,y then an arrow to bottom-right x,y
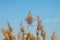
26,10 -> 34,25
41,30 -> 46,40
7,22 -> 12,32
2,29 -> 7,37
51,32 -> 56,40
21,27 -> 24,33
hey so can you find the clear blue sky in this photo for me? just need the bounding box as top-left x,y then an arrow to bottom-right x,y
0,0 -> 60,40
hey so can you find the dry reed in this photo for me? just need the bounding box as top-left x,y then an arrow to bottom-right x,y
1,11 -> 57,40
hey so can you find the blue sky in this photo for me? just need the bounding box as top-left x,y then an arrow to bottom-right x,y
0,0 -> 60,40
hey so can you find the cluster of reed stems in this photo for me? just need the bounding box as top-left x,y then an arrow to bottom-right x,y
1,11 -> 57,40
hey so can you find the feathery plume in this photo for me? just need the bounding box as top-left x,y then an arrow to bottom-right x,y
41,30 -> 46,40
51,32 -> 56,40
26,10 -> 34,25
7,22 -> 12,32
37,16 -> 43,31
